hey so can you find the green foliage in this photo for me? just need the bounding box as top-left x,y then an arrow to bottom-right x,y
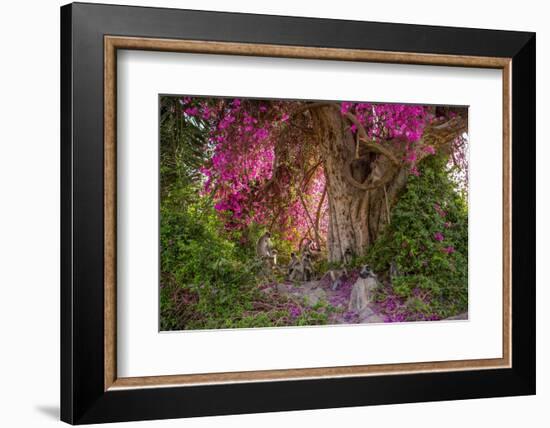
160,189 -> 255,322
160,97 -> 211,200
367,155 -> 468,319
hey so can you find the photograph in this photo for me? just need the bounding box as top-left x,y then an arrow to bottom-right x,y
159,95 -> 469,331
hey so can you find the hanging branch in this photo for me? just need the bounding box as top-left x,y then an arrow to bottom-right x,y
290,101 -> 336,118
314,185 -> 328,247
297,188 -> 322,249
300,160 -> 323,189
383,184 -> 391,224
344,117 -> 401,166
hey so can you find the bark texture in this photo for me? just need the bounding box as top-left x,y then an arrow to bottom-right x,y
312,107 -> 408,263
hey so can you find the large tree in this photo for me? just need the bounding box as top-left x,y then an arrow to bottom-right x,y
183,97 -> 467,262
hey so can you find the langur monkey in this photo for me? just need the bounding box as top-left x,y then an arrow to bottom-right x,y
256,232 -> 278,279
287,252 -> 314,282
256,232 -> 275,263
287,253 -> 304,281
301,253 -> 314,282
348,264 -> 379,312
330,248 -> 353,290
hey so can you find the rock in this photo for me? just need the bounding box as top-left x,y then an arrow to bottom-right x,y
444,312 -> 468,321
359,306 -> 375,318
365,313 -> 384,323
359,306 -> 384,323
348,276 -> 379,312
301,281 -> 318,291
304,287 -> 326,306
276,283 -> 290,293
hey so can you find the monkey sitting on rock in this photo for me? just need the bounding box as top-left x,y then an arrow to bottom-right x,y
348,264 -> 380,313
287,250 -> 315,282
329,248 -> 353,290
299,238 -> 322,262
256,232 -> 276,266
256,232 -> 280,279
301,252 -> 314,281
287,252 -> 301,281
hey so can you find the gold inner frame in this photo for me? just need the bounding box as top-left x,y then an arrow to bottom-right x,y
104,35 -> 512,391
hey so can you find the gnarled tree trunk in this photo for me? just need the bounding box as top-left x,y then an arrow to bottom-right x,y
312,107 -> 408,263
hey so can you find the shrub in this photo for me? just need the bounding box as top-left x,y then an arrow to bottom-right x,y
367,154 -> 468,320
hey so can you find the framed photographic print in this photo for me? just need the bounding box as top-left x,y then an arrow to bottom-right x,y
60,2 -> 536,424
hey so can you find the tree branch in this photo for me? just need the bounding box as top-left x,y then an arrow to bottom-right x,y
290,101 -> 338,118
314,185 -> 327,239
297,189 -> 322,248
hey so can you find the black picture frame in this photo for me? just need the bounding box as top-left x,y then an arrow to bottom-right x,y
61,2 -> 535,424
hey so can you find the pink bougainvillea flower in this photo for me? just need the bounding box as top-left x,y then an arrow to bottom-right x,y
434,232 -> 445,242
340,102 -> 352,115
405,151 -> 417,163
184,107 -> 199,116
289,305 -> 302,318
424,145 -> 436,155
442,246 -> 456,254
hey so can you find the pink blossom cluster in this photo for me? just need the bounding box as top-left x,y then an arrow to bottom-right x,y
339,102 -> 438,176
183,97 -> 279,229
342,102 -> 429,141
